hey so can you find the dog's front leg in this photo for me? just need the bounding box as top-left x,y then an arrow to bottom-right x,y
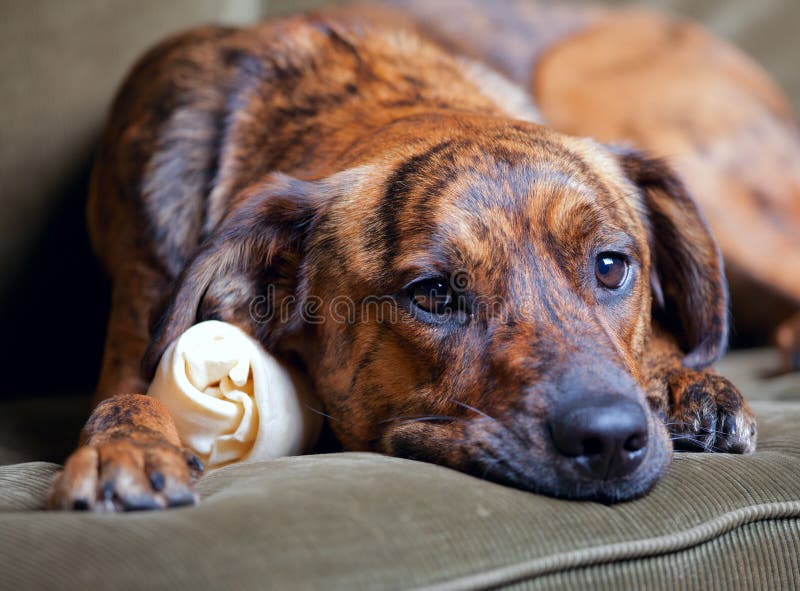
48,395 -> 202,511
643,329 -> 757,454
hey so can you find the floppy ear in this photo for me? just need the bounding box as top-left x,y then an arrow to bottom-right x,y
141,172 -> 332,379
618,150 -> 729,369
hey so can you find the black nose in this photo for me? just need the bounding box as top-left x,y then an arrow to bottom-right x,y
549,397 -> 648,480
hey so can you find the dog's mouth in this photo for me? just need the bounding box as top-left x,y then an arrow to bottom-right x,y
380,408 -> 672,503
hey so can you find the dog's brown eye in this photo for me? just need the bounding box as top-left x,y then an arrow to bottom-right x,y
410,278 -> 453,314
595,253 -> 629,289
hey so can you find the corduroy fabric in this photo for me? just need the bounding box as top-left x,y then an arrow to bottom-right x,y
501,519 -> 800,590
1,401 -> 799,591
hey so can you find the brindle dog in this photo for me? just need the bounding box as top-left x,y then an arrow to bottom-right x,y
49,6 -> 756,511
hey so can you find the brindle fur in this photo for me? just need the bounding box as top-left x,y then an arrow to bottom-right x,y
50,5 -> 755,511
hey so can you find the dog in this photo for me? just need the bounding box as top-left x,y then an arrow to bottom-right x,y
49,5 -> 757,512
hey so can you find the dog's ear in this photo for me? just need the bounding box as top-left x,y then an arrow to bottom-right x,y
618,150 -> 728,369
142,172 -> 338,379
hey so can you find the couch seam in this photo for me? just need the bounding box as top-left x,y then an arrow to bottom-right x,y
414,501 -> 800,591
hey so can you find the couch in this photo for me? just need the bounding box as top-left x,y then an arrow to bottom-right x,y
1,1 -> 799,589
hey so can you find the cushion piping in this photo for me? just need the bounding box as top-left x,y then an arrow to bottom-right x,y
417,501 -> 800,591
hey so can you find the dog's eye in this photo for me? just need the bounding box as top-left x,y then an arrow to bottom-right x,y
409,278 -> 453,314
595,253 -> 629,289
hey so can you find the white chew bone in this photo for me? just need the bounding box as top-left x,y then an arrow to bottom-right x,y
147,320 -> 322,468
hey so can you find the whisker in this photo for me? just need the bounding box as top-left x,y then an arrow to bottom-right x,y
450,399 -> 533,451
449,399 -> 497,422
303,403 -> 337,422
670,433 -> 730,452
378,414 -> 455,425
670,435 -> 714,443
398,416 -> 454,425
669,430 -> 726,439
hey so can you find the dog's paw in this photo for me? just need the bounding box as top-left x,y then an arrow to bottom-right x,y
666,369 -> 756,454
48,434 -> 203,512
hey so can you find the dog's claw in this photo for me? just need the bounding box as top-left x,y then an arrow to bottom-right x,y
186,453 -> 204,476
49,436 -> 199,512
666,369 -> 756,454
149,470 -> 166,492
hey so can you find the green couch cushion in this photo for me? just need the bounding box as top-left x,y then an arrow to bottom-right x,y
1,399 -> 799,590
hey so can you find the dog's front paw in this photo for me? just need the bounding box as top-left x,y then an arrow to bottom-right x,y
48,434 -> 203,512
666,369 -> 756,454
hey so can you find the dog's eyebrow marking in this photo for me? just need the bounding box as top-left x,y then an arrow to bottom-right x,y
374,140 -> 458,268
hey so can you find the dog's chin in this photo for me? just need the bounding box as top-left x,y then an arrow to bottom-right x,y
381,414 -> 673,503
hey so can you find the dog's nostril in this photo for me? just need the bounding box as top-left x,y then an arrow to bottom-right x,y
581,437 -> 604,456
623,432 -> 646,452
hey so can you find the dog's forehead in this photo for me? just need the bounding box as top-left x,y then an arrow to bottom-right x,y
387,136 -> 646,273
316,126 -> 647,289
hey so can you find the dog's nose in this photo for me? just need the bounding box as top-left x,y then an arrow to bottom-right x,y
549,397 -> 648,480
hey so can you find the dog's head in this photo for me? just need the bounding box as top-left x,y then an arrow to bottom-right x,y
146,116 -> 727,501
